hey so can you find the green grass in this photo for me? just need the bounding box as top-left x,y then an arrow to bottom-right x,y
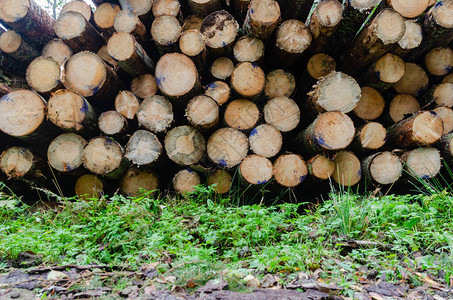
0,181 -> 452,294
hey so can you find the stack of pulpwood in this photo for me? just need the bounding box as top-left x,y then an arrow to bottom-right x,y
0,0 -> 452,199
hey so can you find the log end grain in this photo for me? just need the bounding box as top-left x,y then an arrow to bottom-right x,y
210,57 -> 234,80
186,95 -> 219,129
129,0 -> 153,16
55,11 -> 89,40
240,154 -> 273,185
47,89 -> 91,131
366,151 -> 403,185
94,2 -> 121,30
374,53 -> 406,84
353,87 -> 385,120
48,133 -> 87,172
207,169 -> 232,194
358,122 -> 387,150
249,124 -> 282,158
276,19 -> 312,54
230,61 -> 265,99
114,9 -> 140,33
26,56 -> 61,93
224,99 -> 259,131
207,127 -> 248,168
273,154 -> 308,188
115,90 -> 140,120
137,95 -> 173,132
389,94 -> 420,123
307,154 -> 335,181
312,111 -> 355,150
180,29 -> 205,58
0,0 -> 30,23
205,81 -> 230,106
201,10 -> 239,50
165,125 -> 206,165
389,0 -> 429,18
397,20 -> 423,51
173,169 -> 201,195
152,0 -> 180,18
425,47 -> 453,77
412,110 -> 444,145
0,147 -> 34,178
332,150 -> 362,187
131,73 -> 158,99
394,63 -> 429,97
264,69 -> 295,98
75,174 -> 103,199
125,130 -> 162,166
233,36 -> 264,63
61,0 -> 93,23
375,9 -> 406,44
151,15 -> 182,47
264,96 -> 300,132
120,166 -> 158,197
403,147 -> 441,179
42,39 -> 73,65
0,30 -> 22,53
98,110 -> 127,136
107,32 -> 137,61
433,83 -> 453,107
83,137 -> 124,175
433,106 -> 453,134
307,53 -> 336,80
313,0 -> 343,27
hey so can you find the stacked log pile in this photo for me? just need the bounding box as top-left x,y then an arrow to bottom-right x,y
0,0 -> 453,199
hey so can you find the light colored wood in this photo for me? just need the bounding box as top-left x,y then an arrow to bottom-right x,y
393,20 -> 423,57
207,169 -> 232,194
151,16 -> 182,55
401,147 -> 441,179
75,174 -> 103,199
47,133 -> 87,172
165,125 -> 206,165
183,15 -> 203,32
368,53 -> 406,90
115,90 -> 140,120
26,56 -> 62,94
94,2 -> 121,37
0,146 -> 35,178
207,127 -> 249,168
249,124 -> 282,158
201,10 -> 239,56
210,57 -> 234,80
432,83 -> 453,107
231,62 -> 265,99
443,73 -> 453,84
332,150 -> 361,187
0,30 -> 40,64
355,122 -> 387,150
120,166 -> 158,197
307,53 -> 336,80
274,19 -> 312,67
131,73 -> 157,99
307,154 -> 335,181
125,129 -> 162,166
121,0 -> 153,21
264,69 -> 295,98
152,0 -> 181,18
433,106 -> 453,134
393,63 -> 429,97
204,81 -> 230,106
137,95 -> 173,133
425,47 -> 453,76
55,11 -> 105,53
61,1 -> 94,23
243,0 -> 281,40
83,136 -> 127,178
114,10 -> 148,49
307,71 -> 361,114
308,0 -> 343,53
179,29 -> 206,71
233,36 -> 265,63
388,0 -> 430,18
155,53 -> 199,100
98,110 -> 128,136
186,95 -> 219,130
42,39 -> 73,65
47,89 -> 97,132
224,99 -> 259,131
264,96 -> 300,132
273,154 -> 307,188
97,44 -> 118,68
353,87 -> 385,121
362,151 -> 402,185
240,154 -> 273,185
389,94 -> 420,123
173,169 -> 201,195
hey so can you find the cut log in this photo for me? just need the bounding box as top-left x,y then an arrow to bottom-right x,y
114,10 -> 150,50
388,110 -> 444,148
421,83 -> 453,107
0,0 -> 56,46
263,96 -> 300,132
295,111 -> 355,155
55,11 -> 105,53
0,146 -> 38,179
388,0 -> 430,18
224,99 -> 260,131
353,87 -> 385,121
405,0 -> 453,61
115,90 -> 140,120
365,53 -> 405,92
361,151 -> 403,185
424,47 -> 453,77
207,127 -> 249,168
94,2 -> 121,38
131,73 -> 157,99
400,147 -> 441,179
433,106 -> 453,134
308,0 -> 343,53
120,0 -> 153,29
443,73 -> 453,84
64,51 -> 123,106
249,124 -> 282,158
179,30 -> 207,71
47,133 -> 87,173
239,154 -> 273,185
274,19 -> 312,67
97,44 -> 118,68
389,94 -> 420,123
340,9 -> 406,75
150,16 -> 182,55
307,71 -> 361,114
136,95 -> 173,132
0,50 -> 27,76
173,169 -> 201,195
75,174 -> 103,199
119,166 -> 158,196
273,153 -> 308,188
243,0 -> 280,40
83,136 -> 129,179
107,32 -> 154,77
233,36 -> 265,64
353,122 -> 387,151
200,10 -> 239,56
332,150 -> 362,187
186,95 -> 219,130
125,129 -> 162,166
207,169 -> 232,193
264,69 -> 295,98
155,53 -> 200,101
307,53 -> 336,81
47,89 -> 97,133
0,90 -> 54,142
279,0 -> 314,22
393,62 -> 429,97
392,20 -> 423,57
98,110 -> 128,136
230,62 -> 265,99
210,57 -> 234,80
204,81 -> 230,106
26,56 -> 63,94
152,0 -> 181,18
41,39 -> 73,65
182,15 -> 203,32
307,154 -> 335,181
165,125 -> 206,165
188,0 -> 222,17
61,1 -> 95,24
0,30 -> 40,64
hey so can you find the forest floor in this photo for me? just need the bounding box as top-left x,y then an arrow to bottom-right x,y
0,181 -> 452,299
